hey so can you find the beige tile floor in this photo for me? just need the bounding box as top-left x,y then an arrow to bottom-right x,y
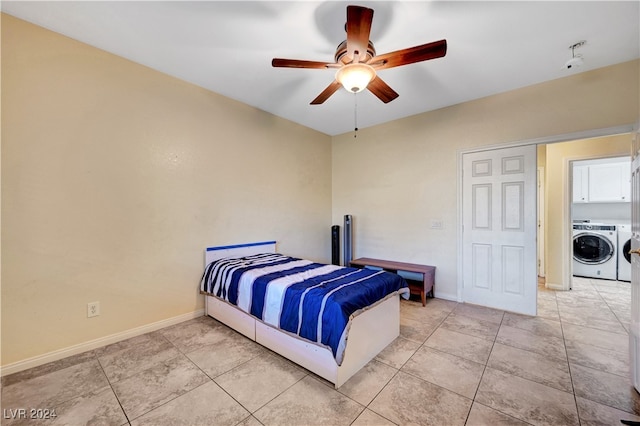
2,277 -> 640,425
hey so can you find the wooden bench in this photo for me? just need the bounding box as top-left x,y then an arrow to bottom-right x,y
349,257 -> 435,306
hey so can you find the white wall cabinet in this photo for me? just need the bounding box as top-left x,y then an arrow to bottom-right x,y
588,161 -> 630,202
573,158 -> 630,203
572,165 -> 589,203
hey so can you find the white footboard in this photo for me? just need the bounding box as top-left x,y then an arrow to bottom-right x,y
335,295 -> 399,387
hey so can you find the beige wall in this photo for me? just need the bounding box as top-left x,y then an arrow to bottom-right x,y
332,59 -> 639,300
543,134 -> 630,289
1,15 -> 332,366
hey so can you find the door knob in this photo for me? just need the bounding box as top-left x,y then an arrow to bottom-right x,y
629,249 -> 640,256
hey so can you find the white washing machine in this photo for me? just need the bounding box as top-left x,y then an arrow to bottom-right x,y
573,223 -> 617,280
618,224 -> 631,282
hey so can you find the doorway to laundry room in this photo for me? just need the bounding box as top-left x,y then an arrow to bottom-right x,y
571,155 -> 631,283
534,131 -> 639,399
537,133 -> 631,292
535,127 -> 640,397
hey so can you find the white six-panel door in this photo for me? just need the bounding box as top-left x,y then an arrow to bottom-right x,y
462,145 -> 537,315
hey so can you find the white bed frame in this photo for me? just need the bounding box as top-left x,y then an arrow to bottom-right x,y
203,241 -> 400,388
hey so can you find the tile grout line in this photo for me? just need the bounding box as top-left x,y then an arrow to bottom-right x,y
559,279 -> 640,421
592,279 -> 631,333
158,323 -> 261,421
359,300 -> 456,426
463,309 -> 504,426
562,279 -> 640,420
96,325 -> 232,423
95,353 -> 131,425
557,300 -> 583,426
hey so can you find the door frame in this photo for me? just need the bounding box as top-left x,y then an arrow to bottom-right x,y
538,166 -> 545,278
457,124 -> 634,303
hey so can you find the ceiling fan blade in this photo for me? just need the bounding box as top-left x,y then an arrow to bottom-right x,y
367,76 -> 399,103
368,39 -> 447,70
310,80 -> 342,105
272,58 -> 337,69
346,5 -> 374,63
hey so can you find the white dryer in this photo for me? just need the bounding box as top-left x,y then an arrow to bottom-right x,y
573,223 -> 617,280
618,224 -> 631,282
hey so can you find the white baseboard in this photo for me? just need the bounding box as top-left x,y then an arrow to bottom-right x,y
433,292 -> 458,302
545,282 -> 566,291
0,309 -> 205,377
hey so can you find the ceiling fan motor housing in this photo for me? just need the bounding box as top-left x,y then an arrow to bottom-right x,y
335,40 -> 376,64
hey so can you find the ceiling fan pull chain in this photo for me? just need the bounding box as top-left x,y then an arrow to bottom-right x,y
354,92 -> 358,138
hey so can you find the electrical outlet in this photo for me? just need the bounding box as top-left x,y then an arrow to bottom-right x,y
87,301 -> 100,318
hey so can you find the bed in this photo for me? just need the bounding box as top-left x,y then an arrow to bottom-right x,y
200,241 -> 409,388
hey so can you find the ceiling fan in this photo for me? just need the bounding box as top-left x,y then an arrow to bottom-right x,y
272,5 -> 447,105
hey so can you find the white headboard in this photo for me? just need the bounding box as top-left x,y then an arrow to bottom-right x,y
204,241 -> 277,266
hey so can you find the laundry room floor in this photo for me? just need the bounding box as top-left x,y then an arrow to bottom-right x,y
1,276 -> 638,425
540,276 -> 631,334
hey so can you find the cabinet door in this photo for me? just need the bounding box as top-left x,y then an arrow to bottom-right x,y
573,165 -> 589,202
622,160 -> 631,202
589,162 -> 629,202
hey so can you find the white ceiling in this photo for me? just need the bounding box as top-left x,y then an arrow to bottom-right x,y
3,1 -> 639,136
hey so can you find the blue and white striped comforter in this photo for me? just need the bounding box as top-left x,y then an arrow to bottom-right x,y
200,253 -> 409,365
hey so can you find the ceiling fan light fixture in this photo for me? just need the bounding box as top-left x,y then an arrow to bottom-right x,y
336,63 -> 376,93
